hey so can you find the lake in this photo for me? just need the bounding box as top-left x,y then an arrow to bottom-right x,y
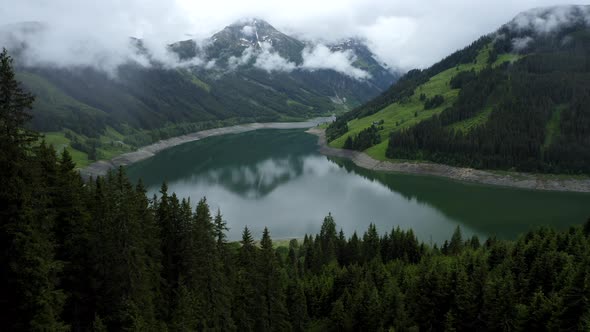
126,129 -> 590,243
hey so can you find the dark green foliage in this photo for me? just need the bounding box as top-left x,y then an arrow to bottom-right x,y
319,213 -> 338,264
448,225 -> 464,255
6,145 -> 590,331
376,25 -> 590,174
2,53 -> 590,331
259,227 -> 291,331
326,118 -> 348,142
16,32 -> 397,140
387,46 -> 590,173
449,69 -> 477,89
327,35 -> 492,132
0,48 -> 67,331
329,20 -> 590,173
423,94 -> 445,110
343,125 -> 381,151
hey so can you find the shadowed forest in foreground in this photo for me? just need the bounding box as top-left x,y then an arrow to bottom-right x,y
1,49 -> 590,331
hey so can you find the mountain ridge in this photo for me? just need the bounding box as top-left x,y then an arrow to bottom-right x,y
0,18 -> 399,166
327,5 -> 590,174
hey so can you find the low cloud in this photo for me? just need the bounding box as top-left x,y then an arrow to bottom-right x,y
229,42 -> 297,73
2,23 -> 368,80
504,5 -> 590,54
511,36 -> 533,51
3,0 -> 587,75
227,42 -> 369,79
509,5 -> 590,34
228,46 -> 256,69
2,1 -> 586,77
253,42 -> 297,72
0,23 -> 147,76
0,22 -> 211,77
301,44 -> 370,80
241,25 -> 255,37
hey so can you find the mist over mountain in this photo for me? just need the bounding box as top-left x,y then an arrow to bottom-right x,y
498,5 -> 590,52
328,4 -> 590,174
0,18 -> 398,163
1,18 -> 394,82
2,3 -> 590,332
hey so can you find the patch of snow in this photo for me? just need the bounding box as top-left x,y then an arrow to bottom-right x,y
241,25 -> 255,37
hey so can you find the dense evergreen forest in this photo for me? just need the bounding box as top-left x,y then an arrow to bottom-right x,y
2,49 -> 590,331
328,13 -> 590,174
6,19 -> 396,166
343,123 -> 382,151
386,48 -> 590,173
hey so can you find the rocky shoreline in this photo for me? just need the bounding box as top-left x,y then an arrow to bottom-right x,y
307,128 -> 590,193
80,117 -> 334,178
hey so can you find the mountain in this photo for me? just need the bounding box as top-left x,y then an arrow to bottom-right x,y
170,19 -> 394,92
208,18 -> 305,63
327,5 -> 590,174
0,19 -> 398,166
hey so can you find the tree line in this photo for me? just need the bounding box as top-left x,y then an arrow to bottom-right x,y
326,35 -> 492,126
2,49 -> 590,331
343,124 -> 382,151
387,47 -> 590,173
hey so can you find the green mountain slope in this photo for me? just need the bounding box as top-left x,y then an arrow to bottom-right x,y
2,19 -> 399,166
328,5 -> 590,174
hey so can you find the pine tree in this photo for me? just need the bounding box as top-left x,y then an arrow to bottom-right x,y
381,278 -> 407,330
90,168 -> 160,330
558,259 -> 590,331
287,281 -> 309,331
259,227 -> 290,331
204,204 -> 235,330
319,213 -> 338,264
448,226 -> 464,255
0,48 -> 67,331
523,290 -> 555,331
362,223 -> 381,262
348,232 -> 362,265
214,208 -> 229,250
54,149 -> 94,330
169,283 -> 201,331
483,267 -> 517,331
232,226 -> 258,331
444,310 -> 457,332
156,182 -> 180,320
344,136 -> 353,149
91,315 -> 108,332
330,299 -> 351,331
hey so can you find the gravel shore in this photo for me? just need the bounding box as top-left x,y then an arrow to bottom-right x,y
307,128 -> 590,193
80,117 -> 334,178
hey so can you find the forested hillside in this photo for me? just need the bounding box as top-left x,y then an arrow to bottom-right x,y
2,48 -> 590,332
1,19 -> 397,167
327,5 -> 590,174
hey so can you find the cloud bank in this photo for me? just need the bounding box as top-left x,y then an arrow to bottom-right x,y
227,42 -> 371,79
495,5 -> 590,54
0,0 -> 587,75
253,42 -> 297,72
301,44 -> 370,80
509,5 -> 590,34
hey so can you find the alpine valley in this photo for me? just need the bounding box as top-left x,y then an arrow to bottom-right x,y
1,18 -> 398,166
327,5 -> 590,175
2,3 -> 590,332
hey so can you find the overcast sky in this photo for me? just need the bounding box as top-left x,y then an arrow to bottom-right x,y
1,0 -> 588,71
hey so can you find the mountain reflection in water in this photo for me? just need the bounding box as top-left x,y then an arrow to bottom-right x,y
126,129 -> 590,242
